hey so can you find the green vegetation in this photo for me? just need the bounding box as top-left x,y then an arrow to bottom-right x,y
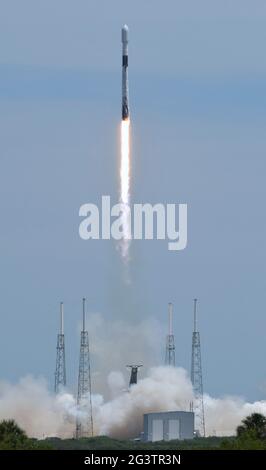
45,435 -> 225,450
1,413 -> 266,450
220,413 -> 266,450
237,412 -> 266,439
0,420 -> 52,450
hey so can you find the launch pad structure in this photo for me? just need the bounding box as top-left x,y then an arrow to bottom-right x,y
54,302 -> 66,393
127,364 -> 143,387
165,302 -> 176,366
191,299 -> 206,437
75,298 -> 93,438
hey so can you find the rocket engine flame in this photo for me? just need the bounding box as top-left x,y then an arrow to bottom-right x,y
119,119 -> 131,262
120,120 -> 130,205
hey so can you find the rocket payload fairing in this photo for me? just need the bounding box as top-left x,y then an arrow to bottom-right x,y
122,25 -> 129,120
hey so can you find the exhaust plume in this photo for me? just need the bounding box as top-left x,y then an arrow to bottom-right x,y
1,367 -> 266,439
119,119 -> 131,266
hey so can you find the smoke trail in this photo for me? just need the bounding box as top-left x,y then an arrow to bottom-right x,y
119,119 -> 131,266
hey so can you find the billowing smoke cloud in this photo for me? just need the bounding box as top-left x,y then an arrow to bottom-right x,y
93,367 -> 193,438
0,314 -> 265,438
1,367 -> 266,439
204,394 -> 266,436
0,376 -> 76,438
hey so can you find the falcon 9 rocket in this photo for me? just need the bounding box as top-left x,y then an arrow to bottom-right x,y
122,25 -> 129,120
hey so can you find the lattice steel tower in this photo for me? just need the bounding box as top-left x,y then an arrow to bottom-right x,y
191,299 -> 206,437
165,302 -> 175,366
76,298 -> 93,438
54,302 -> 66,393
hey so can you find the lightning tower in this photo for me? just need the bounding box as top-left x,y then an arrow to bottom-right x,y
165,302 -> 175,366
54,302 -> 66,393
191,298 -> 206,437
76,298 -> 93,438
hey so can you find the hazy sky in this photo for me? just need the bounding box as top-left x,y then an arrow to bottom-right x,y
0,1 -> 266,401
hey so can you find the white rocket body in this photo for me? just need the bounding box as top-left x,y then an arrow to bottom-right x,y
122,25 -> 129,120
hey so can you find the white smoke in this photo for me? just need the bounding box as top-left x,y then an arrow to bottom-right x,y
1,367 -> 266,439
0,376 -> 76,438
0,313 -> 265,439
93,367 -> 193,438
204,394 -> 266,436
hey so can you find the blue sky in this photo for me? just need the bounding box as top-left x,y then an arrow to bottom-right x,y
0,1 -> 266,400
